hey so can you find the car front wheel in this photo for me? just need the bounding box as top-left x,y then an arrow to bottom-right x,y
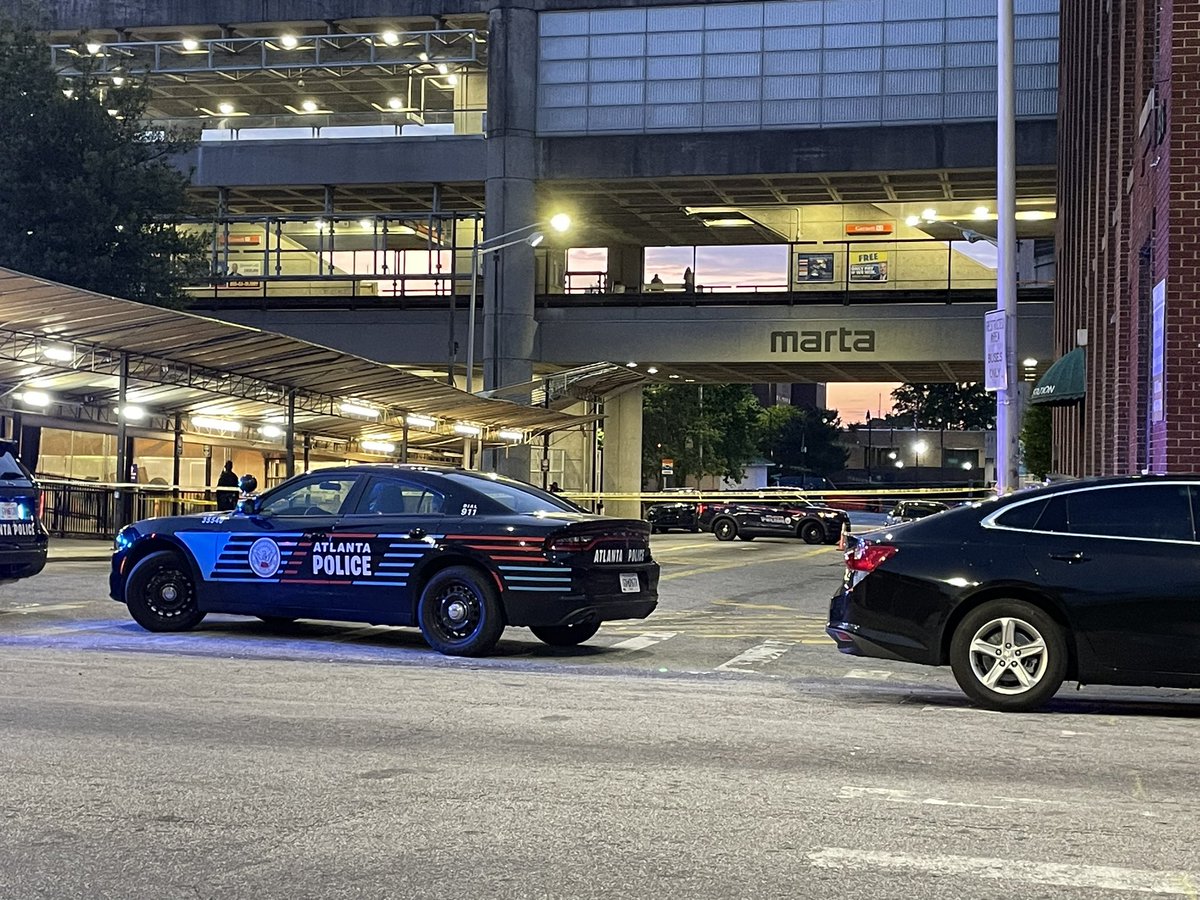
530,621 -> 601,646
418,565 -> 505,656
125,550 -> 205,632
713,518 -> 737,541
800,521 -> 825,544
949,599 -> 1067,712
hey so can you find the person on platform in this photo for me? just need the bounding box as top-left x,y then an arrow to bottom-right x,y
215,459 -> 240,511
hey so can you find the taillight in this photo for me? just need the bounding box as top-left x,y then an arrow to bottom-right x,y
545,534 -> 589,552
845,543 -> 898,573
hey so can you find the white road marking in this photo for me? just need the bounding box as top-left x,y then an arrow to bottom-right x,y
609,631 -> 676,651
0,602 -> 88,616
716,639 -> 794,673
807,848 -> 1199,895
844,668 -> 894,680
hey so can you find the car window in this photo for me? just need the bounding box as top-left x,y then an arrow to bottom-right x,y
0,448 -> 33,487
441,472 -> 581,514
1064,485 -> 1194,541
257,476 -> 360,518
993,498 -> 1048,530
352,478 -> 444,515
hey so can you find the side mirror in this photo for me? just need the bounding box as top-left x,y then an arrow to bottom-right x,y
238,474 -> 258,495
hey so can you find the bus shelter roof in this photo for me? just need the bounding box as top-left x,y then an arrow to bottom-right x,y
0,267 -> 591,454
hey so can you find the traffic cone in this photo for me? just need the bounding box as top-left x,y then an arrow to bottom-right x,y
837,521 -> 851,551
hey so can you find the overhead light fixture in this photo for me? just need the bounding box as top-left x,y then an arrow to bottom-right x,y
436,62 -> 449,75
62,88 -> 74,98
217,101 -> 235,115
668,374 -> 680,379
301,99 -> 318,113
181,38 -> 200,51
362,439 -> 396,453
527,232 -> 545,247
905,215 -> 921,227
259,424 -> 284,439
626,362 -> 637,368
19,391 -> 50,407
387,96 -> 403,110
192,416 -> 242,433
646,367 -> 659,375
119,406 -> 145,421
921,208 -> 938,221
85,41 -> 102,54
685,378 -> 696,383
43,346 -> 74,362
359,218 -> 374,230
453,423 -> 481,437
894,460 -> 905,468
380,30 -> 401,46
1022,358 -> 1038,367
703,218 -> 754,228
406,414 -> 436,428
497,430 -> 524,442
279,34 -> 299,49
111,75 -> 125,86
418,51 -> 429,62
340,402 -> 380,419
549,213 -> 571,233
1014,210 -> 1056,221
973,206 -> 990,218
315,219 -> 327,232
962,462 -> 974,471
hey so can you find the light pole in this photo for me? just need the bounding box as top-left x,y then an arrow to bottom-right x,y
465,213 -> 571,394
996,0 -> 1019,492
912,439 -> 928,488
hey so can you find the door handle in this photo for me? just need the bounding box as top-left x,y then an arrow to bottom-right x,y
407,527 -> 426,540
1049,551 -> 1090,564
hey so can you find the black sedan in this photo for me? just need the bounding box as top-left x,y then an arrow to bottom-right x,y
645,500 -> 700,533
0,441 -> 47,582
828,475 -> 1200,711
884,499 -> 950,525
110,465 -> 659,656
698,497 -> 849,544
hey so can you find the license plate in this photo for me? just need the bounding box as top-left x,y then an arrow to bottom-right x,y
0,502 -> 22,520
619,573 -> 640,593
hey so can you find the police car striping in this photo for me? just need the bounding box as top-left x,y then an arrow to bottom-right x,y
109,465 -> 659,656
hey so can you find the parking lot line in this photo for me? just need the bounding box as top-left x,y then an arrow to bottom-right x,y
608,631 -> 677,651
715,639 -> 796,673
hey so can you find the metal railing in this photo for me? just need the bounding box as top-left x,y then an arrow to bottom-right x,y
38,479 -> 223,539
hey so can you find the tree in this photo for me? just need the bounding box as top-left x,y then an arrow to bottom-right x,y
757,405 -> 848,477
641,384 -> 762,487
1021,404 -> 1052,479
889,383 -> 996,431
0,20 -> 207,307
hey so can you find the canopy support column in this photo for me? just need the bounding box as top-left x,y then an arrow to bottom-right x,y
115,353 -> 130,529
285,390 -> 296,478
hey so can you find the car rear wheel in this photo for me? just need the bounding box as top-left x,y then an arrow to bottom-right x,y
713,518 -> 737,541
124,550 -> 205,633
949,599 -> 1067,712
417,565 -> 505,656
530,621 -> 601,647
800,521 -> 825,544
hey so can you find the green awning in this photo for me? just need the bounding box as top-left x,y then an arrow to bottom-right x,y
1030,347 -> 1086,405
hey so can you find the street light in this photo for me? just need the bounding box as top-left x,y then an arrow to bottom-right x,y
912,439 -> 928,487
464,214 -> 571,394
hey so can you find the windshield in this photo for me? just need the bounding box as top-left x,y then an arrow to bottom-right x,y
443,473 -> 584,515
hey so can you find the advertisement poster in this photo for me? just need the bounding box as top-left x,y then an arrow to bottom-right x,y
849,250 -> 888,283
794,252 -> 834,282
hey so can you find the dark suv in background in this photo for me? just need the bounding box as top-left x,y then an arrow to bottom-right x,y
0,441 -> 48,582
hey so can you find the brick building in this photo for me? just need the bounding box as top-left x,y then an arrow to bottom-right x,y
1055,0 -> 1196,474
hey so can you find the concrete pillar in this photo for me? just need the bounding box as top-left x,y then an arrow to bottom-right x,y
483,3 -> 539,480
601,387 -> 644,520
606,245 -> 645,293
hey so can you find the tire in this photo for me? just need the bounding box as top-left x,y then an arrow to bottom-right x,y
530,620 -> 602,647
124,550 -> 205,633
713,518 -> 738,541
949,599 -> 1068,712
417,565 -> 505,656
737,534 -> 756,542
800,521 -> 825,544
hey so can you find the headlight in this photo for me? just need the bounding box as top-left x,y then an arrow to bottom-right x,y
817,511 -> 840,518
114,526 -> 139,551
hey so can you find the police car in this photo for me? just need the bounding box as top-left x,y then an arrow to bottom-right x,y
109,465 -> 659,656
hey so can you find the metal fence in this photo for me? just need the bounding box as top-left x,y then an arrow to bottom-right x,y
38,480 -> 221,539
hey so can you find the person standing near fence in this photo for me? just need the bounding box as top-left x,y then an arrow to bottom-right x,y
215,460 -> 239,511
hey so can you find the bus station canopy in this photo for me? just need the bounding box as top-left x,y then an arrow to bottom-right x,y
0,267 -> 591,455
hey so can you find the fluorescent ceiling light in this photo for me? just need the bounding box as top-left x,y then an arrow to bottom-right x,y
259,424 -> 284,438
362,440 -> 396,453
192,416 -> 242,433
43,346 -> 74,362
454,423 -> 481,437
406,414 -> 436,428
181,38 -> 200,51
497,430 -> 524,441
702,218 -> 753,228
19,391 -> 50,407
1014,210 -> 1056,221
119,406 -> 145,420
340,402 -> 380,419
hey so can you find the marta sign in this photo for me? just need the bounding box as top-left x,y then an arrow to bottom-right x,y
984,310 -> 1007,392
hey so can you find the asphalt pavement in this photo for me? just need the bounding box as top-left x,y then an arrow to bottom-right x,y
1,535 -> 1197,899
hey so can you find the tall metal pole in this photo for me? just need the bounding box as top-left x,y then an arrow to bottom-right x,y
115,353 -> 129,528
996,0 -> 1020,492
466,242 -> 480,394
